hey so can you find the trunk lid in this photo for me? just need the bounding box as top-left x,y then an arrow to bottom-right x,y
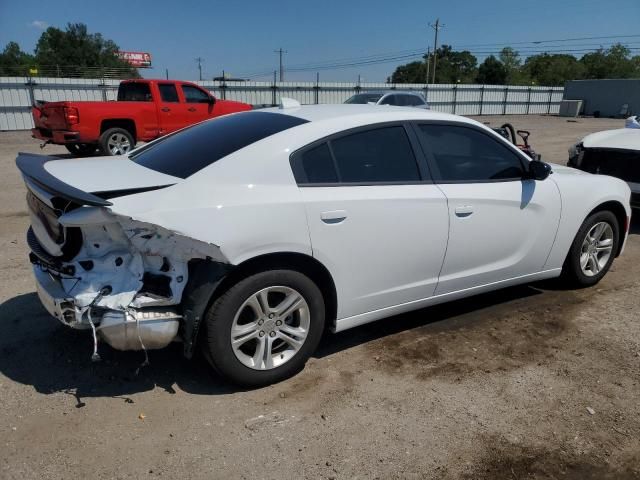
17,152 -> 179,257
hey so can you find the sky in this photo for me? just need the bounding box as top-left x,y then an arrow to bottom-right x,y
1,0 -> 639,82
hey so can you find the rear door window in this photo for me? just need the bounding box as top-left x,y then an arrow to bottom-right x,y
291,125 -> 422,185
158,84 -> 180,102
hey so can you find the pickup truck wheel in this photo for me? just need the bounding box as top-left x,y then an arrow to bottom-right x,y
99,128 -> 135,156
203,270 -> 325,387
65,143 -> 97,157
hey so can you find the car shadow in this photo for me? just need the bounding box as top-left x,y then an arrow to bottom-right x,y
629,214 -> 640,235
0,284 -> 544,403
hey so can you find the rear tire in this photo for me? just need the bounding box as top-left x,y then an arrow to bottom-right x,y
65,143 -> 97,157
203,270 -> 325,387
561,210 -> 619,287
99,128 -> 135,156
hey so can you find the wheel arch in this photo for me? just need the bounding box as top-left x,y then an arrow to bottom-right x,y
100,118 -> 137,141
181,252 -> 338,358
586,200 -> 628,257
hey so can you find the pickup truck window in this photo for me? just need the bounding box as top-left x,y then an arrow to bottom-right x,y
158,84 -> 180,103
182,85 -> 211,103
129,111 -> 309,179
117,83 -> 152,102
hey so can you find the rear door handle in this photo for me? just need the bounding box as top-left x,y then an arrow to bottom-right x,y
188,107 -> 196,112
454,205 -> 474,217
321,210 -> 347,224
161,107 -> 170,112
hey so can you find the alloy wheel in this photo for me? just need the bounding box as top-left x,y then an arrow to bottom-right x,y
230,286 -> 310,370
580,221 -> 614,277
107,133 -> 132,155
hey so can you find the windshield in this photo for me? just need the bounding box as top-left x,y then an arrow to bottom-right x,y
129,111 -> 308,179
344,93 -> 383,104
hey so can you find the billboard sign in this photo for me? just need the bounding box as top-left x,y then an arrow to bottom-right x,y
116,51 -> 152,68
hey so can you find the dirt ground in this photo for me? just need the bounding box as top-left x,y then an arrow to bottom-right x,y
0,115 -> 639,480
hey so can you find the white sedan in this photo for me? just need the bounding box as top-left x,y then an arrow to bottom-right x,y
19,101 -> 631,386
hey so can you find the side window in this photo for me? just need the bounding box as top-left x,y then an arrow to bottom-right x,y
182,85 -> 211,103
158,84 -> 180,102
331,126 -> 420,183
379,95 -> 397,105
298,143 -> 338,183
406,95 -> 425,106
418,124 -> 524,182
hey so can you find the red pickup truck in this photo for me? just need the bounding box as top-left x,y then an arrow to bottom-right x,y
32,79 -> 252,156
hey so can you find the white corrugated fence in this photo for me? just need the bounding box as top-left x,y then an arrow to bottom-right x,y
0,76 -> 565,131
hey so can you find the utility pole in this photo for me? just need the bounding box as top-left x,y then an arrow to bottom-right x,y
425,47 -> 430,84
429,19 -> 444,84
274,48 -> 287,81
195,57 -> 204,81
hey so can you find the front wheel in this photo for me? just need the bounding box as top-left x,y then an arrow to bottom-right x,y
561,210 -> 619,287
203,270 -> 325,387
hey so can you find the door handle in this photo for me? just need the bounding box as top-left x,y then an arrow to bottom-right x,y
454,205 -> 474,217
161,107 -> 170,112
321,210 -> 347,224
188,107 -> 197,112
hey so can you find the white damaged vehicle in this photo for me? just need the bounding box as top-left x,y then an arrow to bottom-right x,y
568,127 -> 640,209
20,102 -> 632,386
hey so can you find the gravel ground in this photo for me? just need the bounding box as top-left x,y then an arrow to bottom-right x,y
0,115 -> 639,480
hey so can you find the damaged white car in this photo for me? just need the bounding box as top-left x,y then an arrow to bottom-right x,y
20,102 -> 631,386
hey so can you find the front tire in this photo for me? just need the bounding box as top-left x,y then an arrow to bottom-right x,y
99,127 -> 135,156
203,270 -> 325,387
561,210 -> 619,287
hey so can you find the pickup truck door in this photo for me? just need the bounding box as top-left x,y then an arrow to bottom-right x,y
180,84 -> 215,123
156,83 -> 186,134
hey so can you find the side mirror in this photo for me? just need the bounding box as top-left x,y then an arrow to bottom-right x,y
527,160 -> 552,181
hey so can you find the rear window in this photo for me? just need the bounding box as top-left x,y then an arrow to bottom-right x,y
117,82 -> 152,102
129,111 -> 308,179
344,93 -> 383,104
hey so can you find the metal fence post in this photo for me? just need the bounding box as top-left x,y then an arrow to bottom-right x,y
272,70 -> 277,106
526,87 -> 532,115
314,72 -> 319,104
502,87 -> 509,115
479,85 -> 485,115
25,76 -> 36,106
547,88 -> 553,114
220,78 -> 227,100
452,85 -> 458,114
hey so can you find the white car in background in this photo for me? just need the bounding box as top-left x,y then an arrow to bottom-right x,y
345,91 -> 429,108
568,127 -> 640,208
19,102 -> 631,386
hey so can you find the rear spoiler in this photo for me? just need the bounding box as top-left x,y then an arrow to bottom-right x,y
16,153 -> 112,207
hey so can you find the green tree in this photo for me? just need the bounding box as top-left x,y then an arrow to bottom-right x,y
476,55 -> 508,84
389,61 -> 426,83
580,44 -> 639,79
0,41 -> 36,75
498,47 -> 529,84
389,45 -> 477,84
523,53 -> 584,86
35,23 -> 139,78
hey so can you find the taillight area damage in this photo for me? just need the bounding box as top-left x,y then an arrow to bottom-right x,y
31,206 -> 228,357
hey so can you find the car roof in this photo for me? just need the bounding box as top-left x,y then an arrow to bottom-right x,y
354,90 -> 424,96
259,103 -> 471,126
